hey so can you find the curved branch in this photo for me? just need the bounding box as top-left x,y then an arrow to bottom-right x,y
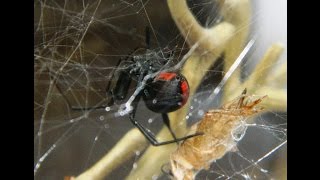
167,0 -> 235,57
225,43 -> 287,111
245,43 -> 284,91
221,0 -> 252,100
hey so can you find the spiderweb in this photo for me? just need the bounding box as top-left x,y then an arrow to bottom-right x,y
34,0 -> 287,179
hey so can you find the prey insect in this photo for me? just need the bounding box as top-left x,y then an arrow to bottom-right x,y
59,27 -> 202,146
169,89 -> 266,180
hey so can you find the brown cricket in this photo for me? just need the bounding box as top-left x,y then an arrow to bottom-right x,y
170,89 -> 267,180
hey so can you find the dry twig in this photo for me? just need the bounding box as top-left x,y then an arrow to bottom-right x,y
170,89 -> 266,180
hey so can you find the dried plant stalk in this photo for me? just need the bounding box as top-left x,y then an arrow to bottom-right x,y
74,129 -> 147,180
170,89 -> 266,180
225,43 -> 286,112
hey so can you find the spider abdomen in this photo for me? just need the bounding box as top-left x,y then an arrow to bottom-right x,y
143,72 -> 190,113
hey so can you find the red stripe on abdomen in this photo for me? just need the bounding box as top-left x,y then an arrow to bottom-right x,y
156,72 -> 176,80
180,80 -> 189,105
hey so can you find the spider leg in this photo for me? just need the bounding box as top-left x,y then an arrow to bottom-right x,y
162,113 -> 179,145
64,55 -> 134,111
129,92 -> 203,146
52,30 -> 152,112
70,104 -> 108,111
105,56 -> 126,98
130,113 -> 203,146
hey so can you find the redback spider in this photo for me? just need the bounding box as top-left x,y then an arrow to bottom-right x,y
63,27 -> 202,146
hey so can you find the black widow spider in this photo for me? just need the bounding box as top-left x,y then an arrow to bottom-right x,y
68,27 -> 202,146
